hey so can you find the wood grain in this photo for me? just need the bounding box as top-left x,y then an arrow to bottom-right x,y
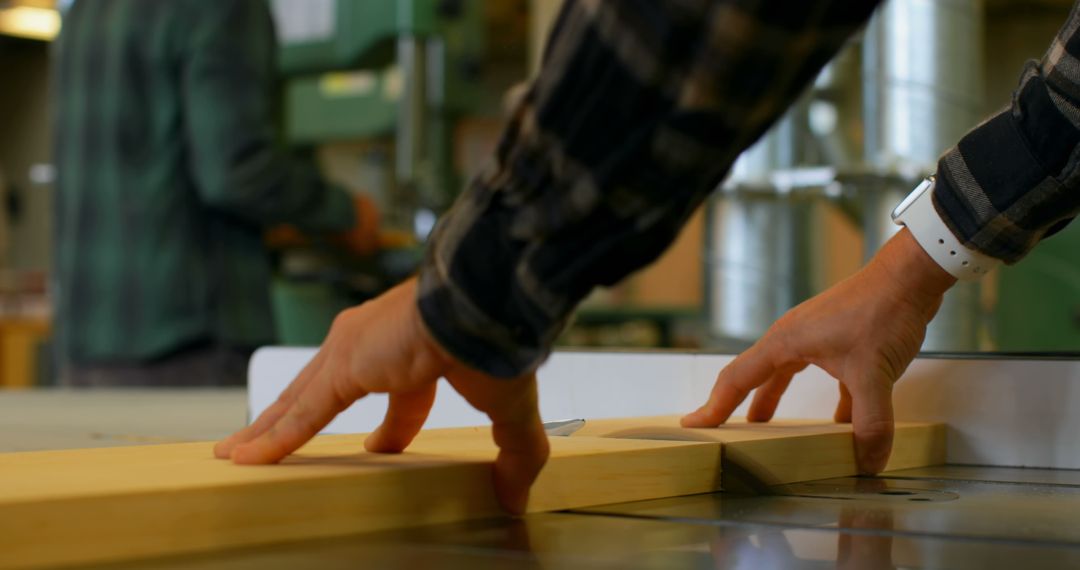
574,416 -> 947,488
0,418 -> 945,568
0,427 -> 721,569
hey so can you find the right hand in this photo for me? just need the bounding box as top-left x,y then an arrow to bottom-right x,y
683,229 -> 955,473
214,278 -> 550,514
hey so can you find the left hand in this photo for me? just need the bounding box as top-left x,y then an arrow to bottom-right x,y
682,229 -> 956,473
213,278 -> 550,514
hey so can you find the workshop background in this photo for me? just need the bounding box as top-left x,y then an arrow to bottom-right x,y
0,0 -> 1077,389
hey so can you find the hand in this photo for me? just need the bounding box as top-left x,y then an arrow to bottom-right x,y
682,229 -> 956,473
337,194 -> 381,256
214,278 -> 550,514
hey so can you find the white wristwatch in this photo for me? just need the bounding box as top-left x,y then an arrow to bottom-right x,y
890,177 -> 1000,281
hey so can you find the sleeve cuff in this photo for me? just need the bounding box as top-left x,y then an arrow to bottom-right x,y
933,70 -> 1079,264
416,260 -> 552,380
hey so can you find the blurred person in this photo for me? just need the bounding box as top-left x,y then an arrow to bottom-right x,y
212,0 -> 1080,515
0,167 -> 7,269
51,0 -> 377,387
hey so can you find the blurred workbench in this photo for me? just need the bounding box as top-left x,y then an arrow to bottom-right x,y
0,388 -> 247,452
0,316 -> 49,388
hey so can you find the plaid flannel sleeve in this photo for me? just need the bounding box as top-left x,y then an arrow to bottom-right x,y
934,3 -> 1080,264
417,0 -> 881,378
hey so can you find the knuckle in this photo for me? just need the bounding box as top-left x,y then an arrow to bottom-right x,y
329,307 -> 360,333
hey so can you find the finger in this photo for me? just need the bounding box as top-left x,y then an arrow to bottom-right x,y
364,384 -> 438,453
847,371 -> 895,474
681,342 -> 779,427
747,364 -> 805,422
214,350 -> 327,459
232,374 -> 367,464
487,379 -> 550,515
834,383 -> 853,423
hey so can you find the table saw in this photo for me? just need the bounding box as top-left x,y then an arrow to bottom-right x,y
3,349 -> 1080,569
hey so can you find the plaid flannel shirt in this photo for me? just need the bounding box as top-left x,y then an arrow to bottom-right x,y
53,0 -> 355,363
419,0 -> 1079,379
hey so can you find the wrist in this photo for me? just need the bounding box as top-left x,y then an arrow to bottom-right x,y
407,279 -> 483,379
871,229 -> 957,315
891,177 -> 999,280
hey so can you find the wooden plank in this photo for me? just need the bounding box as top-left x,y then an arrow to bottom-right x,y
0,427 -> 721,569
0,418 -> 946,568
574,416 -> 947,488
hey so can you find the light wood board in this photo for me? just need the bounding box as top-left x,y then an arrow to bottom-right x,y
0,418 -> 945,569
0,427 -> 720,569
574,416 -> 946,489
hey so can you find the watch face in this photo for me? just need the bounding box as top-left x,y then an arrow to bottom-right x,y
891,178 -> 934,221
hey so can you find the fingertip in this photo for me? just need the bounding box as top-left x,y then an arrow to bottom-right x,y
364,388 -> 435,454
363,433 -> 385,453
490,426 -> 549,515
229,436 -> 286,465
856,451 -> 890,476
854,429 -> 893,475
363,428 -> 406,454
681,407 -> 724,428
492,445 -> 547,515
682,410 -> 717,427
745,406 -> 775,423
856,437 -> 893,475
213,440 -> 232,459
495,483 -> 530,516
679,412 -> 705,428
229,443 -> 257,464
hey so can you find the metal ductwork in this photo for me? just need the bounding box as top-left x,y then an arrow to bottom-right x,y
708,0 -> 986,351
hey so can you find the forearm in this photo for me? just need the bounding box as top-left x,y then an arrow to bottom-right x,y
934,2 -> 1080,263
418,0 -> 882,378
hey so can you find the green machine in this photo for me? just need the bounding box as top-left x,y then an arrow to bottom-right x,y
266,0 -> 487,345
994,223 -> 1080,353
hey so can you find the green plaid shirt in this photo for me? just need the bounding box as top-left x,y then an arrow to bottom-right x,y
52,0 -> 354,363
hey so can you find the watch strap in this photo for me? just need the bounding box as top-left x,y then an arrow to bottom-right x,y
894,182 -> 1000,281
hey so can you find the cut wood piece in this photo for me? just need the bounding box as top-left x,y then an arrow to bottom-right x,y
0,427 -> 721,570
573,416 -> 946,489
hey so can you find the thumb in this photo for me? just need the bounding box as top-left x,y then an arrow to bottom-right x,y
490,411 -> 550,515
446,368 -> 550,515
485,375 -> 550,515
847,369 -> 895,475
